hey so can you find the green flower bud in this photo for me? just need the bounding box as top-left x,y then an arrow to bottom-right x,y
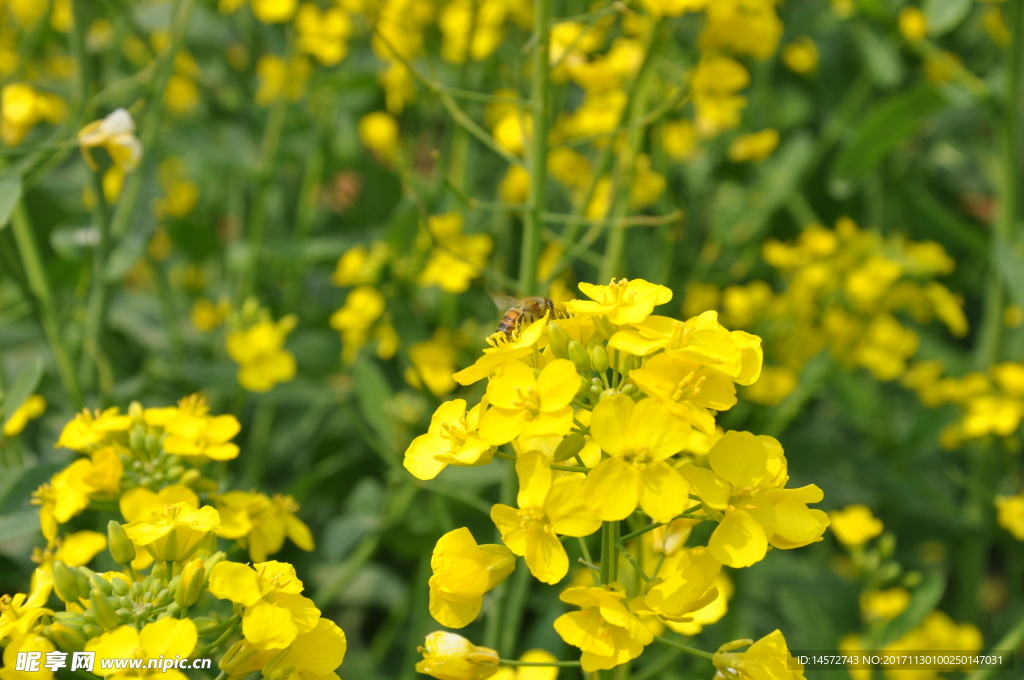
617,352 -> 638,376
576,375 -> 589,400
131,581 -> 144,597
107,520 -> 137,566
89,574 -> 113,597
554,433 -> 586,462
90,589 -> 121,630
598,388 -> 617,401
193,531 -> 218,558
620,383 -> 637,396
203,551 -> 227,580
51,612 -> 86,630
588,385 -> 602,399
590,344 -> 609,372
219,640 -> 258,676
111,577 -> 129,597
150,563 -> 168,583
193,617 -> 220,636
129,427 -> 146,452
52,561 -> 84,603
81,624 -> 102,639
547,322 -> 571,359
153,588 -> 171,606
568,341 -> 591,373
45,623 -> 87,652
175,559 -> 205,608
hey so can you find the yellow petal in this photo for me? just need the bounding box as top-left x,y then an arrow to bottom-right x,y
243,600 -> 299,650
524,530 -> 568,584
516,450 -> 552,509
708,431 -> 766,490
139,617 -> 197,660
208,561 -> 262,606
638,460 -> 688,524
584,457 -> 639,521
709,510 -> 768,568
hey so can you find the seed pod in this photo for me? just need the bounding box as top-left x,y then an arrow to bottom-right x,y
590,344 -> 609,372
568,341 -> 591,373
52,561 -> 83,604
547,322 -> 571,359
90,589 -> 121,629
554,433 -> 586,462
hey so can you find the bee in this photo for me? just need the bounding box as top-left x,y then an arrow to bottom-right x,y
493,295 -> 564,338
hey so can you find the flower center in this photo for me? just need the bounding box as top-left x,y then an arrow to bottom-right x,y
517,508 -> 550,533
439,419 -> 469,448
513,387 -> 542,417
671,371 -> 705,402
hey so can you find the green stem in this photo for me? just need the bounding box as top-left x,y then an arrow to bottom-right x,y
963,609 -> 1024,680
615,539 -> 650,582
499,558 -> 532,656
500,659 -> 582,668
80,168 -> 113,395
9,203 -> 82,408
518,0 -> 551,295
652,636 -> 714,661
284,126 -> 326,309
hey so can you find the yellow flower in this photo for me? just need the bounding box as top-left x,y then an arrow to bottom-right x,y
255,54 -> 312,105
499,165 -> 531,203
78,108 -> 143,174
491,451 -> 601,584
208,560 -> 320,651
584,395 -> 690,523
151,393 -> 242,461
123,502 -> 220,561
553,583 -> 653,672
416,632 -> 500,680
85,618 -> 197,680
899,6 -> 928,42
3,394 -> 46,436
32,530 -> 107,571
406,333 -> 458,397
214,491 -> 315,561
260,618 -> 348,680
742,365 -> 798,406
996,494 -> 1024,540
0,634 -> 56,680
359,111 -> 400,159
883,611 -> 982,673
191,298 -> 231,331
153,157 -> 199,218
479,359 -> 578,445
226,315 -> 298,392
860,588 -> 911,622
418,214 -> 494,294
566,278 -> 672,325
0,569 -> 53,640
728,129 -> 780,163
644,547 -> 722,621
630,353 -> 738,436
1,83 -> 67,147
331,285 -> 387,364
253,0 -> 298,23
828,504 -> 883,547
34,451 -> 123,545
55,406 -> 132,452
453,314 -> 550,385
663,119 -> 698,161
404,399 -> 494,480
332,241 -> 390,286
428,527 -> 516,628
296,3 -> 351,65
782,36 -> 819,74
700,0 -> 782,59
712,630 -> 805,680
490,650 -> 559,680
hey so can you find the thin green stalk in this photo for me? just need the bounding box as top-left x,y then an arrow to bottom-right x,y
147,254 -> 186,363
80,169 -> 113,395
284,128 -> 326,309
110,0 -> 195,239
518,0 -> 551,294
615,540 -> 650,582
499,559 -> 532,656
963,610 -> 1024,680
500,659 -> 582,668
652,636 -> 714,661
242,400 -> 275,488
9,203 -> 82,408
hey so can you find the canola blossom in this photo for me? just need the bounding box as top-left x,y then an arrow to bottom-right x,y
407,278 -> 829,674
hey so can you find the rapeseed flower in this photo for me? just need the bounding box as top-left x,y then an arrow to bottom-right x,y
554,583 -> 653,671
296,3 -> 352,65
78,109 -> 143,176
644,547 -> 722,621
149,393 -> 241,461
359,111 -> 400,159
480,359 -> 578,444
491,451 -> 601,584
1,83 -> 67,146
584,395 -> 690,523
453,314 -> 550,385
829,504 -> 884,547
214,491 -> 315,561
122,502 -> 220,561
404,399 -> 493,480
417,214 -> 494,294
996,495 -> 1024,540
428,527 -> 515,628
208,560 -> 320,650
712,630 -> 805,679
728,129 -> 780,163
566,278 -> 672,325
86,618 -> 197,680
416,632 -> 500,680
226,315 -> 298,392
2,395 -> 45,436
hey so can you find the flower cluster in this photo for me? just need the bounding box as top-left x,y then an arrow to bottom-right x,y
405,277 -> 827,675
1,397 -> 344,680
687,217 -> 968,405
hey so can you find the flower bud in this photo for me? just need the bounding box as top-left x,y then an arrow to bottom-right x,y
52,562 -> 84,603
111,577 -> 129,597
547,322 -> 571,359
590,344 -> 609,372
568,341 -> 591,373
415,632 -> 499,680
107,521 -> 136,566
617,352 -> 638,376
193,530 -> 218,558
45,622 -> 86,652
203,551 -> 227,580
219,640 -> 260,677
193,617 -> 219,636
81,624 -> 102,639
89,573 -> 113,597
554,432 -> 586,462
150,562 -> 168,583
620,383 -> 637,396
89,589 -> 121,630
576,375 -> 589,400
175,559 -> 205,608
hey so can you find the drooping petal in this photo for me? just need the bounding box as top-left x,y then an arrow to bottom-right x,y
584,458 -> 639,521
638,460 -> 688,524
709,510 -> 769,568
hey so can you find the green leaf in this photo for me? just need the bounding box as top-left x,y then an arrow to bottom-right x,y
923,0 -> 972,36
853,24 -> 905,89
2,357 -> 43,429
352,360 -> 400,463
877,570 -> 947,646
0,510 -> 42,542
830,86 -> 946,198
0,176 -> 21,232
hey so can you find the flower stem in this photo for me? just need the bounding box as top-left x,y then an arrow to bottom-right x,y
500,659 -> 582,667
518,0 -> 551,295
9,202 -> 82,408
653,636 -> 714,661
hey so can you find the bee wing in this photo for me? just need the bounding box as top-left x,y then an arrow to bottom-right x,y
491,294 -> 521,311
